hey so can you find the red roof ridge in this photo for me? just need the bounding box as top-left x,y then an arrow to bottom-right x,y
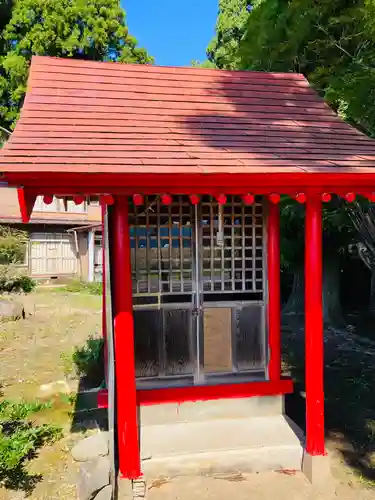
30,55 -> 307,80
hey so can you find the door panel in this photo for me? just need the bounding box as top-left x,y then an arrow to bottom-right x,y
30,232 -> 77,275
130,195 -> 266,384
233,305 -> 264,371
203,308 -> 232,373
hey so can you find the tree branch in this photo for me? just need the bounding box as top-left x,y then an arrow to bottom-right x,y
315,23 -> 374,72
0,125 -> 11,136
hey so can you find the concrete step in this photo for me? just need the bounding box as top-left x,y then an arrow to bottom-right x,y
140,396 -> 284,426
141,415 -> 304,477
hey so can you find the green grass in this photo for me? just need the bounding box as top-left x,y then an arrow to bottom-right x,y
54,280 -> 102,295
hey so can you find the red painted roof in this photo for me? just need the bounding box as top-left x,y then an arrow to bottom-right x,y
2,55 -> 375,176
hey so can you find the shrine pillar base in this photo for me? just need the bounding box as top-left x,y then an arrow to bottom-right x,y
302,451 -> 332,487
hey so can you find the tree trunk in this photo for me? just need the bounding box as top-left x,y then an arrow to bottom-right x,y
282,264 -> 304,320
322,253 -> 345,328
368,269 -> 375,315
282,254 -> 345,329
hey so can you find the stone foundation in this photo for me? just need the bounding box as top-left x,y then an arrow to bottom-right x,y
139,396 -> 304,477
72,432 -> 112,500
302,451 -> 331,485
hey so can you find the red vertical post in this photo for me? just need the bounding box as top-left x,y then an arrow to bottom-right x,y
267,202 -> 281,381
112,196 -> 141,478
305,195 -> 325,456
101,205 -> 108,379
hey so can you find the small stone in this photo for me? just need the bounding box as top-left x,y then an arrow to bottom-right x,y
0,298 -> 24,322
94,485 -> 113,500
132,479 -> 146,499
37,380 -> 71,399
72,432 -> 109,462
77,456 -> 110,500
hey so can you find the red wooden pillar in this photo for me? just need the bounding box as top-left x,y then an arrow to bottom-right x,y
112,196 -> 141,478
268,202 -> 281,381
305,195 -> 325,456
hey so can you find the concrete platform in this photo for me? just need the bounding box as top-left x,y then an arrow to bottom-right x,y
139,395 -> 284,425
140,413 -> 304,476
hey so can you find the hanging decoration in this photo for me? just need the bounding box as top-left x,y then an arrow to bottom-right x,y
73,195 -> 85,205
189,194 -> 200,205
43,195 -> 53,205
242,193 -> 255,205
321,193 -> 331,203
295,193 -> 307,204
99,194 -> 114,206
161,194 -> 172,205
133,194 -> 144,206
269,193 -> 280,204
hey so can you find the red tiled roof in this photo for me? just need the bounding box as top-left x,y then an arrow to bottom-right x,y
2,55 -> 375,176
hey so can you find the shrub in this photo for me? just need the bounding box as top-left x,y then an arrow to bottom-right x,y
0,266 -> 36,294
60,351 -> 75,379
0,399 -> 62,486
0,226 -> 28,265
72,336 -> 104,387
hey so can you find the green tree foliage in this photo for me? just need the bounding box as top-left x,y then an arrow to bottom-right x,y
191,59 -> 216,69
207,1 -> 375,324
0,225 -> 27,264
0,0 -> 153,130
207,0 -> 252,69
239,0 -> 375,136
0,0 -> 12,142
236,1 -> 375,320
0,1 -> 12,49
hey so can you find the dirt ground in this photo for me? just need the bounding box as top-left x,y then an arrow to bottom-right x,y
0,289 -> 102,500
143,464 -> 375,500
1,290 -> 375,499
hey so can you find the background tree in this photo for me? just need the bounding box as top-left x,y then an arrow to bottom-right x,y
206,0 -> 375,327
347,203 -> 375,315
206,0 -> 252,69
281,197 -> 356,327
0,0 -> 13,142
191,59 -> 216,68
237,0 -> 375,324
0,0 -> 153,130
239,0 -> 375,136
0,225 -> 28,264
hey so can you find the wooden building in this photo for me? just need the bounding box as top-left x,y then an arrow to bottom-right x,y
2,56 -> 375,487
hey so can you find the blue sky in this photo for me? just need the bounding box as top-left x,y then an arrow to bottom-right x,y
121,1 -> 218,66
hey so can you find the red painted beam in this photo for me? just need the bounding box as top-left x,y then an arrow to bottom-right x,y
305,195 -> 325,456
6,171 -> 375,192
268,202 -> 281,381
97,379 -> 293,409
112,196 -> 141,479
17,187 -> 37,223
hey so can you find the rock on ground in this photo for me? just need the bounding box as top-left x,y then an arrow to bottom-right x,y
77,456 -> 110,500
37,380 -> 71,399
94,485 -> 113,500
0,298 -> 24,322
72,432 -> 109,462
